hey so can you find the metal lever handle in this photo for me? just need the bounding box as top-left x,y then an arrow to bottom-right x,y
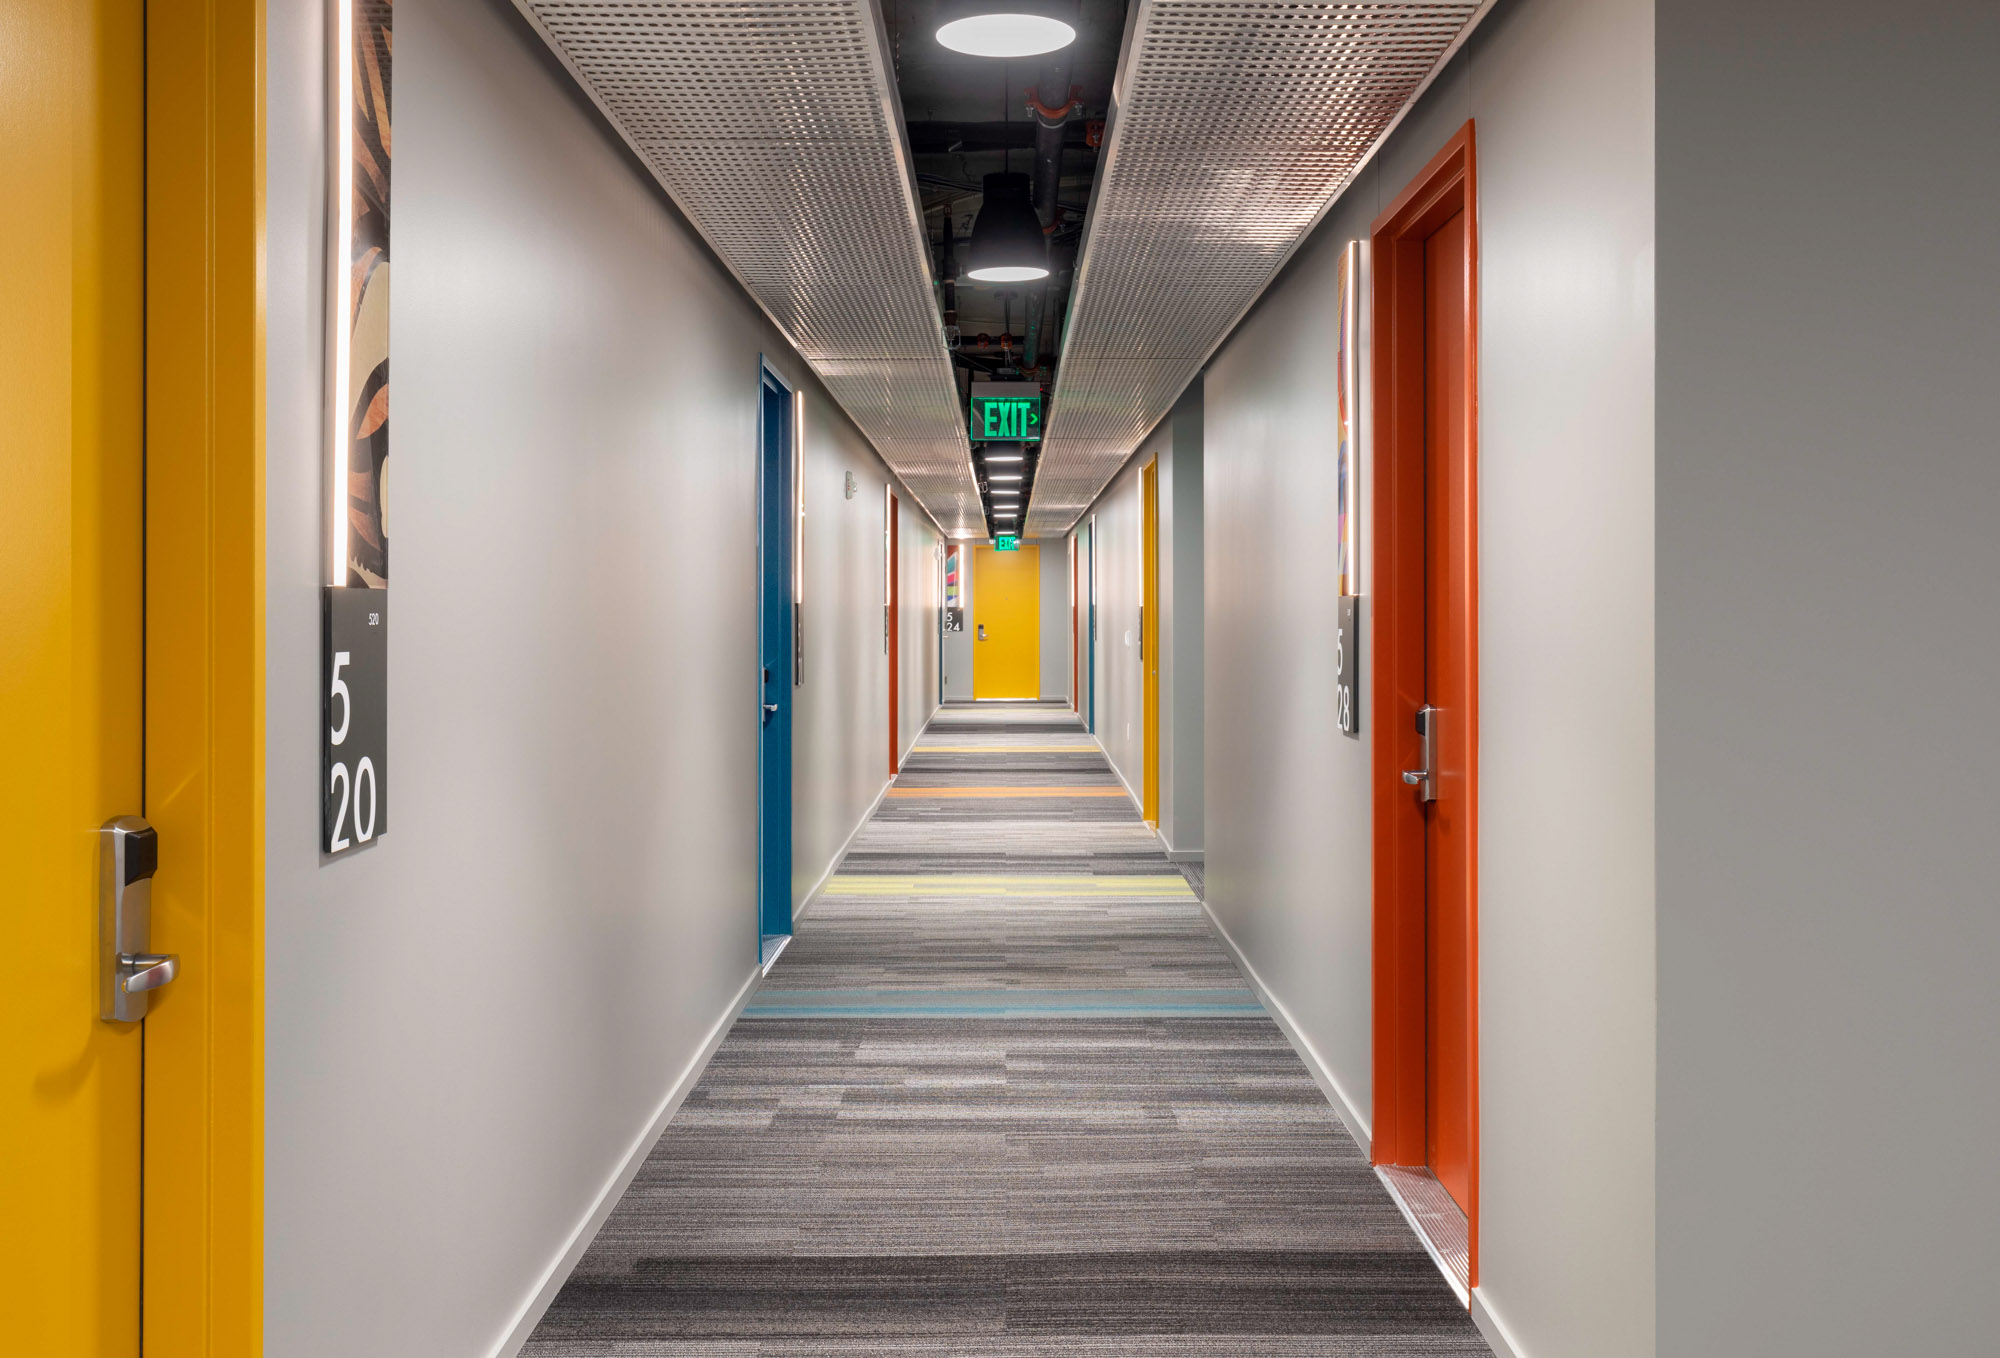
1402,770 -> 1427,786
763,703 -> 779,714
120,953 -> 179,995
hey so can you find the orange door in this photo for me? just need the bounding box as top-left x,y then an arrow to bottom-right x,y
1422,208 -> 1475,1212
1140,460 -> 1160,822
887,491 -> 900,773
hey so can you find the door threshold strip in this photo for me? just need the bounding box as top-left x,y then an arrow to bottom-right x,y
1377,1164 -> 1471,1305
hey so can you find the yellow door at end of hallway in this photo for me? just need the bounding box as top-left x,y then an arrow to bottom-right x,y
973,544 -> 1042,699
1,0 -> 147,1351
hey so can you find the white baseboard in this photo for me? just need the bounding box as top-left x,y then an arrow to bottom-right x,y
1198,898 -> 1373,1158
793,772 -> 894,926
1092,733 -> 1145,819
488,962 -> 763,1358
1471,1286 -> 1529,1358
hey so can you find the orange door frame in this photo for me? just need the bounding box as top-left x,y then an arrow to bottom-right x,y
1070,536 -> 1079,712
1369,121 -> 1481,1282
1139,459 -> 1161,823
887,491 -> 900,775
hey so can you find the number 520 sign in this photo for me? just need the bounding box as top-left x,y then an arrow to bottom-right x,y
322,587 -> 388,855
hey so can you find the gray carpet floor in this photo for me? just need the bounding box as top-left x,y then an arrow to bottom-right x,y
524,703 -> 1488,1355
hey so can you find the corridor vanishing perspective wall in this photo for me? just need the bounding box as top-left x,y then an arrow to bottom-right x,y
1075,380 -> 1203,855
264,0 -> 938,1353
1202,0 -> 1655,1355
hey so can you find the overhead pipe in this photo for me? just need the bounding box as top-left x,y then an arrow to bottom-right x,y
939,214 -> 960,349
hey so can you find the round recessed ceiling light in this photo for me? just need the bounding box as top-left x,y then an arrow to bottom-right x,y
936,6 -> 1076,59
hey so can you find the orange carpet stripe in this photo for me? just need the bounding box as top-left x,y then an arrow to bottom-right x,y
883,786 -> 1131,799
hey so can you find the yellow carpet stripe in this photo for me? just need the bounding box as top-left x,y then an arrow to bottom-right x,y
824,875 -> 1195,898
910,745 -> 1097,753
884,786 -> 1128,799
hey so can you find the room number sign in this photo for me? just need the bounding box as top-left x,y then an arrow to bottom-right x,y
1335,595 -> 1362,737
322,587 -> 389,854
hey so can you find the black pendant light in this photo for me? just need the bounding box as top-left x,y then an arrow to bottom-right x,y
965,173 -> 1048,282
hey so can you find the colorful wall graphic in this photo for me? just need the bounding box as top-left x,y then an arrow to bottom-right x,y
342,0 -> 392,586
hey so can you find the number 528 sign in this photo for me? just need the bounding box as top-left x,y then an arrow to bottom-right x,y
322,587 -> 388,855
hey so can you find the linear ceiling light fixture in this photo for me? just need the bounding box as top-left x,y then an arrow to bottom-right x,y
982,453 -> 1026,463
1025,0 -> 1492,535
988,473 -> 1024,482
514,0 -> 982,536
936,0 -> 1075,58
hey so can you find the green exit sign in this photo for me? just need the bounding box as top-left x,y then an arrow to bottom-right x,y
995,535 -> 1020,551
969,381 -> 1042,442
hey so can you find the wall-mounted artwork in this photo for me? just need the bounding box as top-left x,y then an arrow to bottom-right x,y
1335,239 -> 1360,598
333,0 -> 392,587
323,0 -> 393,857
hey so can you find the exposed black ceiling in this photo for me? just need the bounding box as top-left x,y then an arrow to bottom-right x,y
885,0 -> 1129,538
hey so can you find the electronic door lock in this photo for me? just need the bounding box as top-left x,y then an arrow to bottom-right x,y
100,816 -> 177,1022
977,624 -> 987,640
1402,705 -> 1439,803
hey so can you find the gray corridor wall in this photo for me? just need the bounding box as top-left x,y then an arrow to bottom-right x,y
263,0 -> 938,1353
1076,395 -> 1203,851
1202,0 -> 1655,1356
942,542 -> 975,702
1038,536 -> 1072,701
1657,2 -> 2000,1355
793,461 -> 942,915
1087,435 -> 1155,804
1157,382 -> 1204,858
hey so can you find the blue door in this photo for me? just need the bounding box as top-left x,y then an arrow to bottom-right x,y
757,365 -> 794,963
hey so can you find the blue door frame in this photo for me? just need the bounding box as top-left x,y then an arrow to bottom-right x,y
757,362 -> 794,960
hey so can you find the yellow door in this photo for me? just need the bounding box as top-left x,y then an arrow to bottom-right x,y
1,0 -> 148,1350
1141,460 -> 1160,823
972,544 -> 1042,698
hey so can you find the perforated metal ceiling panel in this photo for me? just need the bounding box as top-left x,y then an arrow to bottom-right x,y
515,0 -> 982,533
1028,0 -> 1492,535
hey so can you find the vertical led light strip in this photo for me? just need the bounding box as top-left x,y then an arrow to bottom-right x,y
329,0 -> 354,585
793,389 -> 806,606
884,483 -> 893,607
1343,239 -> 1362,596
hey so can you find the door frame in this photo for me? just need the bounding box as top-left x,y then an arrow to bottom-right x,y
1368,120 -> 1481,1281
756,359 -> 796,950
969,542 -> 1041,700
145,0 -> 267,1350
1069,535 -> 1079,712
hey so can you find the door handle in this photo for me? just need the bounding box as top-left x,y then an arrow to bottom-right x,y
120,953 -> 179,994
100,816 -> 176,1022
1402,705 -> 1438,803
